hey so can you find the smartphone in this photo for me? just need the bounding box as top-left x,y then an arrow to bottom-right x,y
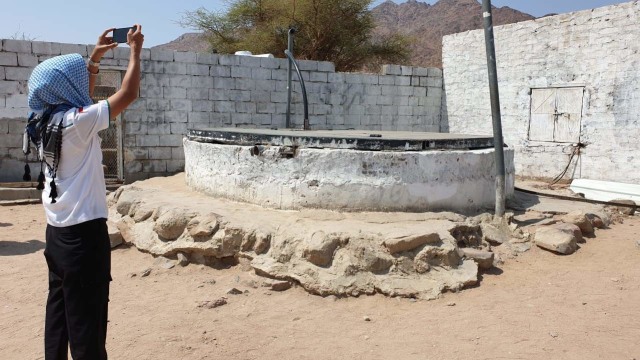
113,26 -> 137,43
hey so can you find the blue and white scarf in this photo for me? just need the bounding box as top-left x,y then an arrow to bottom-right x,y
23,54 -> 94,202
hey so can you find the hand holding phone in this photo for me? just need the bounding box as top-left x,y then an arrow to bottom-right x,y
113,26 -> 138,43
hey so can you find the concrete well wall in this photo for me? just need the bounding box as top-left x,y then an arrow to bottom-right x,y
184,139 -> 515,213
442,1 -> 640,183
0,39 -> 443,183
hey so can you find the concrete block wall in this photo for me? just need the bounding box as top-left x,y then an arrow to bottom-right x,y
442,1 -> 640,184
0,39 -> 443,182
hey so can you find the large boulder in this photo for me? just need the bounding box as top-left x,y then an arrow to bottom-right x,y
535,224 -> 580,255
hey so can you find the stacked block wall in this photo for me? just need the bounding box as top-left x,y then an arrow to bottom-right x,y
0,40 -> 443,182
442,1 -> 640,183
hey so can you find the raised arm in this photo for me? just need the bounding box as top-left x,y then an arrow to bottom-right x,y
88,28 -> 117,98
107,25 -> 145,119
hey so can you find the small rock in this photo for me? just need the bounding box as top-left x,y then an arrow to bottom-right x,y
128,273 -> 137,278
153,209 -> 192,240
364,336 -> 370,340
586,214 -> 605,229
162,261 -> 176,270
538,218 -> 559,226
253,232 -> 271,255
383,232 -> 440,254
510,242 -> 532,254
177,252 -> 189,267
227,288 -> 243,295
237,257 -> 253,272
363,316 -> 371,322
459,248 -> 494,270
481,223 -> 508,245
187,213 -> 219,238
447,302 -> 456,307
560,211 -> 594,236
535,224 -> 580,255
303,231 -> 345,267
198,297 -> 227,309
154,257 -> 176,270
554,223 -> 583,242
131,204 -> 154,223
140,268 -> 152,277
326,295 -> 338,302
107,220 -> 124,248
242,279 -> 260,289
549,331 -> 558,338
115,216 -> 135,244
270,280 -> 292,292
610,199 -> 636,216
204,279 -> 217,285
635,240 -> 640,249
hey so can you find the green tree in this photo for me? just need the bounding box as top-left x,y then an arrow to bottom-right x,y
180,0 -> 409,71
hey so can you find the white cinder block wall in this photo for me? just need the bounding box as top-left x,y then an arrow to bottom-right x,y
442,1 -> 640,184
0,40 -> 443,182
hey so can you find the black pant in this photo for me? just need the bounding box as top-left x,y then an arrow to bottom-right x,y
44,218 -> 111,360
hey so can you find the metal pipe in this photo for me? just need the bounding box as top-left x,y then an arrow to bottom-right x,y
482,0 -> 506,217
285,28 -> 295,128
283,49 -> 309,130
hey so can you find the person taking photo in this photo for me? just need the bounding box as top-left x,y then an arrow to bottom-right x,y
24,25 -> 144,360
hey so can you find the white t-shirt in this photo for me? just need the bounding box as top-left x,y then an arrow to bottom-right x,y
43,100 -> 110,227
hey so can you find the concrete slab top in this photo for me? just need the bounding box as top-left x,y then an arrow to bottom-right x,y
187,128 -> 496,151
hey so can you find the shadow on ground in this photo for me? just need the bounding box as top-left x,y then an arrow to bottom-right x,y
473,266 -> 505,287
0,222 -> 12,227
507,190 -> 541,211
0,240 -> 45,256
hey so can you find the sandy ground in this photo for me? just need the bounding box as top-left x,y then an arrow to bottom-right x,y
1,204 -> 639,360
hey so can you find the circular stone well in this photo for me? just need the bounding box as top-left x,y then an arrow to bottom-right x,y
184,128 -> 515,213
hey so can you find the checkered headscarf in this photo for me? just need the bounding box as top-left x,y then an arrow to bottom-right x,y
28,53 -> 93,112
24,53 -> 93,203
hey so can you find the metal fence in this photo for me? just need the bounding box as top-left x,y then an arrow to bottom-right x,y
91,70 -> 123,182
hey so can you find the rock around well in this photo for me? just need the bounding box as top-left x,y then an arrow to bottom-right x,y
106,176 -> 513,300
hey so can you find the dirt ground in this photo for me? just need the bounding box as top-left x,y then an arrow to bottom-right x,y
1,204 -> 639,360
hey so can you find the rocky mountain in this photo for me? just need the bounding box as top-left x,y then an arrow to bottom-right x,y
154,33 -> 210,53
156,0 -> 536,68
372,0 -> 535,67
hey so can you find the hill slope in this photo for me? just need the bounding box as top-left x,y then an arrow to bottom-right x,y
372,0 -> 535,67
156,0 -> 536,68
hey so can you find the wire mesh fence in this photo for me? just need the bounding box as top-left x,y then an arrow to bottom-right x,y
91,70 -> 123,182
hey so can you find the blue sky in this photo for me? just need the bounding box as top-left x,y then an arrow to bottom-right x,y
0,0 -> 628,47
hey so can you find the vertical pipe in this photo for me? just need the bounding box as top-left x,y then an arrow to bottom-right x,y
284,50 -> 309,130
482,0 -> 506,217
285,28 -> 295,128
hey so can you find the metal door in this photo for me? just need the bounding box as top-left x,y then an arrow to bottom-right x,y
529,88 -> 556,142
529,87 -> 584,143
92,71 -> 124,182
